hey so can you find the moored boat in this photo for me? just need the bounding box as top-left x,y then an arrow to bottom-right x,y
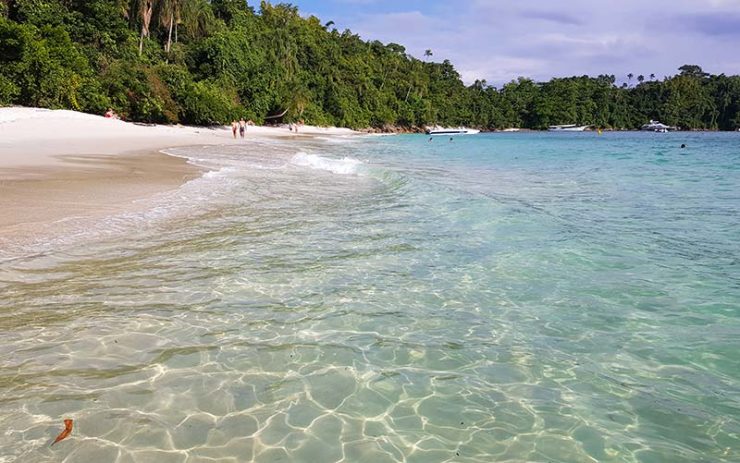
548,124 -> 590,132
426,126 -> 481,135
641,120 -> 673,132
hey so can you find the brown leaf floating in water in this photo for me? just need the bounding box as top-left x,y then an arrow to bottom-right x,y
51,419 -> 73,446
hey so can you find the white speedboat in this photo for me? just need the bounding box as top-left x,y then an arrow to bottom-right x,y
426,126 -> 480,135
641,120 -> 672,132
548,124 -> 590,132
502,128 -> 520,132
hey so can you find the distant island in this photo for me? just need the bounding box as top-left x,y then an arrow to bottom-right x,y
1,0 -> 738,131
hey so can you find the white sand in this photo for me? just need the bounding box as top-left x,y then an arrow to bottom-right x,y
0,107 -> 357,170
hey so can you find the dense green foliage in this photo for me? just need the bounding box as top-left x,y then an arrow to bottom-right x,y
1,0 -> 739,129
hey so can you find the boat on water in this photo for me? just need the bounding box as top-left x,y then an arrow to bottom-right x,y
641,120 -> 673,132
501,128 -> 520,132
426,126 -> 481,135
548,124 -> 590,132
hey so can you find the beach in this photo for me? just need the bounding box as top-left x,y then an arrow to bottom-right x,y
2,0 -> 739,458
0,108 -> 356,250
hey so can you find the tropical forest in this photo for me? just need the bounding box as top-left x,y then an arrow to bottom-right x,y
1,0 -> 739,130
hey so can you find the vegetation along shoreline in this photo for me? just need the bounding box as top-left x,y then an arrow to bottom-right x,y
1,1 -> 738,131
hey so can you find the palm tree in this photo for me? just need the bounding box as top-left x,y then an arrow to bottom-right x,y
181,0 -> 214,41
637,75 -> 645,84
159,0 -> 179,53
627,73 -> 634,84
121,0 -> 146,24
650,73 -> 656,81
138,0 -> 155,56
424,49 -> 433,61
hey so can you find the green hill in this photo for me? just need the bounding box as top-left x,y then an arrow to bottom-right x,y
1,1 -> 738,130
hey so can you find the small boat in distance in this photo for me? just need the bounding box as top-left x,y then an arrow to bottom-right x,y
548,124 -> 590,132
641,120 -> 673,132
426,126 -> 481,135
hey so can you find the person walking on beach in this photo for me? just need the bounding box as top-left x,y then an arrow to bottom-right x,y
231,121 -> 238,139
239,118 -> 246,138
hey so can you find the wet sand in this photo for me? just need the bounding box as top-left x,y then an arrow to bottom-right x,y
0,151 -> 201,242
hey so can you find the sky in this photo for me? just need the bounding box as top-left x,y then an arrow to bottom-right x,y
280,0 -> 740,85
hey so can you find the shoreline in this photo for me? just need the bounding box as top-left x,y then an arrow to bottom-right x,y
0,150 -> 201,244
0,108 -> 224,249
0,107 -> 360,252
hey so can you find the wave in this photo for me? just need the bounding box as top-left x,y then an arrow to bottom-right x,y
314,136 -> 363,144
201,167 -> 238,178
290,152 -> 363,175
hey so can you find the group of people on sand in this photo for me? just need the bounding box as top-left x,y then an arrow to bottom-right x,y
231,118 -> 254,139
288,120 -> 304,133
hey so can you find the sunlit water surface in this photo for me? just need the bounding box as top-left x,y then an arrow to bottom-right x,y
1,132 -> 738,462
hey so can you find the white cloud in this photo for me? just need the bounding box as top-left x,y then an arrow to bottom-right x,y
305,0 -> 740,84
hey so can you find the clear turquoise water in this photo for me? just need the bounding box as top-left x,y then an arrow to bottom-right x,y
0,132 -> 738,462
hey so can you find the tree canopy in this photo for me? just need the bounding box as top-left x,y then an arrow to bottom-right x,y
1,0 -> 739,130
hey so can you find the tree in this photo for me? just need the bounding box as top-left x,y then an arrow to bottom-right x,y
627,73 -> 634,84
0,0 -> 738,130
678,64 -> 708,79
138,0 -> 155,56
386,43 -> 406,55
180,0 -> 215,41
160,0 -> 179,53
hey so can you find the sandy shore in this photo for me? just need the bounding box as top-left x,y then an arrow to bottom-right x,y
0,109 -> 219,246
0,152 -> 199,236
0,107 -> 358,248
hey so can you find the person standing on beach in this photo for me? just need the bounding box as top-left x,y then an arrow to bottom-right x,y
239,118 -> 246,138
231,121 -> 238,139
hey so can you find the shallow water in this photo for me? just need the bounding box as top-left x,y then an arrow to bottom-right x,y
0,132 -> 738,462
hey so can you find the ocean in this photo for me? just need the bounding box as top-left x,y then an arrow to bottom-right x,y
0,132 -> 738,462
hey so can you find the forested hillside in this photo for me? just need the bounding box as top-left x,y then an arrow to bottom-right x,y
1,0 -> 739,130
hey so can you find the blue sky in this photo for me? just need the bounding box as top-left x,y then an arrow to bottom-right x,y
276,0 -> 740,85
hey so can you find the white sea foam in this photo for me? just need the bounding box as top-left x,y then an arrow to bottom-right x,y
202,167 -> 237,179
290,151 -> 363,175
314,135 -> 358,144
